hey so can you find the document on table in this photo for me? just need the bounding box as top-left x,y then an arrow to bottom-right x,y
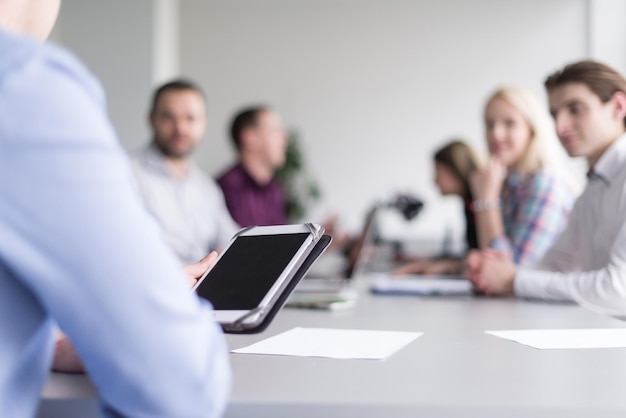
232,327 -> 422,360
486,328 -> 626,349
369,273 -> 472,296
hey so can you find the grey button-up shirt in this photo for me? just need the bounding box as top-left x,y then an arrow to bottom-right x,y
131,144 -> 240,264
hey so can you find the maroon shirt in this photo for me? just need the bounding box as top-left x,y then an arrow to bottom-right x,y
216,163 -> 288,227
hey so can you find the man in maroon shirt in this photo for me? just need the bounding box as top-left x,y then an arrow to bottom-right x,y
217,106 -> 289,226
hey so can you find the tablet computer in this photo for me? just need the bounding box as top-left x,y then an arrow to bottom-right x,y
193,223 -> 326,332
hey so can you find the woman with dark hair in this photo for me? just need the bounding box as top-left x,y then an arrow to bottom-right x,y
395,140 -> 482,275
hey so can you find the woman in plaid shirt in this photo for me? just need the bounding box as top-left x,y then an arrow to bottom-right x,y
470,86 -> 576,265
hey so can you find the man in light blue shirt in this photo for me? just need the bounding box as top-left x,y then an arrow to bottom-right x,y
0,1 -> 230,416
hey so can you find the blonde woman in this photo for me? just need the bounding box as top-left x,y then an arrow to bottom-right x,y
470,86 -> 575,265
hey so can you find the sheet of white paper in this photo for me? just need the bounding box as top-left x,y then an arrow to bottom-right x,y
232,327 -> 422,360
369,273 -> 472,296
486,328 -> 626,349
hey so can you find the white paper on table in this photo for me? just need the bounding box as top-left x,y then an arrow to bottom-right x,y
369,273 -> 472,296
485,328 -> 626,349
232,327 -> 422,360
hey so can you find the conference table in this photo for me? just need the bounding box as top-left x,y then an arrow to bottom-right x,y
39,278 -> 626,418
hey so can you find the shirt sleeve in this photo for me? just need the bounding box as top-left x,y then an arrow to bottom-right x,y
515,213 -> 626,318
489,172 -> 572,265
0,46 -> 230,416
533,196 -> 583,272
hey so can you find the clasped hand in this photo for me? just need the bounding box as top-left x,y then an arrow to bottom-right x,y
464,249 -> 517,296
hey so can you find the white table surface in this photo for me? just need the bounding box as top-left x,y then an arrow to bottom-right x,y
39,279 -> 626,418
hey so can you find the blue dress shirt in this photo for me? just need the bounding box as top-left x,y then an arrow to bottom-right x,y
0,28 -> 230,417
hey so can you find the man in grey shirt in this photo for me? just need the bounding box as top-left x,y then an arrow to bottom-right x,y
131,80 -> 240,264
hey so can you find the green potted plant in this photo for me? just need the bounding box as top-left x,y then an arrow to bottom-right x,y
276,130 -> 321,222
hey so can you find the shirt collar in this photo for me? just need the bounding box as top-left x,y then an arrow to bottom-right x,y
586,169 -> 609,185
142,142 -> 196,178
590,133 -> 626,186
237,162 -> 276,190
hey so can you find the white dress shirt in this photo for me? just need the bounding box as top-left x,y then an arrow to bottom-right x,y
131,144 -> 240,264
515,134 -> 626,317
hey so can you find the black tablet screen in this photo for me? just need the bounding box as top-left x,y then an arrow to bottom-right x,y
195,233 -> 309,310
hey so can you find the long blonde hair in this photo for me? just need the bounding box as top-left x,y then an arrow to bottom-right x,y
485,86 -> 563,178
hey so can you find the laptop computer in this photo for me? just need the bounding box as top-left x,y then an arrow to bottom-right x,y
291,206 -> 379,295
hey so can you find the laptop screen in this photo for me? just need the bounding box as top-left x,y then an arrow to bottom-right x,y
344,207 -> 379,279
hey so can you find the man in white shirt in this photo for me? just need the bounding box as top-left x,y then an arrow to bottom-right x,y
466,60 -> 626,317
131,80 -> 240,264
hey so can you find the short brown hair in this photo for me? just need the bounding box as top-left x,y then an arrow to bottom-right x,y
150,79 -> 205,116
545,60 -> 626,127
230,106 -> 270,151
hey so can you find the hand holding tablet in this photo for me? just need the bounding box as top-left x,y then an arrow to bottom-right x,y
193,223 -> 331,333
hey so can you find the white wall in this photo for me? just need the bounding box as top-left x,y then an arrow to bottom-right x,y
153,0 -> 182,84
55,0 -> 181,151
588,0 -> 626,71
180,0 -> 587,246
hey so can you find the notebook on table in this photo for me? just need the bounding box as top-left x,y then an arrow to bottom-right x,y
369,273 -> 472,296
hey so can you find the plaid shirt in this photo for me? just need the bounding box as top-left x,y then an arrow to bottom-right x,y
489,169 -> 575,265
